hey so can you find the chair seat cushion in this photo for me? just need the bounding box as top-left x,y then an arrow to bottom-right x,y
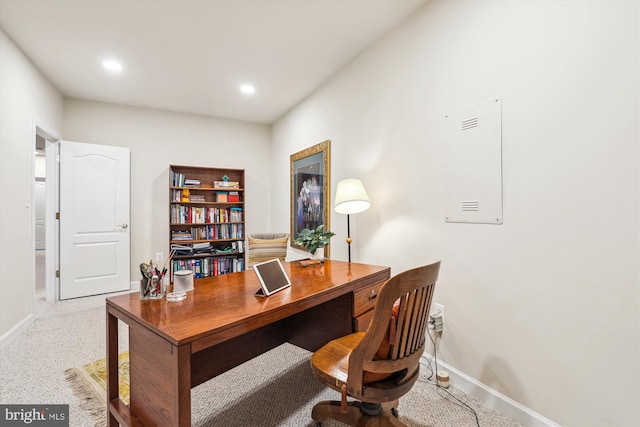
374,299 -> 401,360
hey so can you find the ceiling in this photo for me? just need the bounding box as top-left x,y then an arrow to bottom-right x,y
0,0 -> 426,124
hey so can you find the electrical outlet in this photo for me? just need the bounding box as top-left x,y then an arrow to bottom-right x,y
431,303 -> 444,333
432,303 -> 444,323
431,303 -> 445,333
156,252 -> 163,262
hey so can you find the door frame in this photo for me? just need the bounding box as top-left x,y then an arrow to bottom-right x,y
31,118 -> 60,303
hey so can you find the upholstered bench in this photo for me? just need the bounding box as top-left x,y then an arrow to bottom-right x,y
247,233 -> 289,268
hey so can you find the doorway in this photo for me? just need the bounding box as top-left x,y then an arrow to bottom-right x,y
34,136 -> 46,300
32,129 -> 131,302
32,122 -> 60,303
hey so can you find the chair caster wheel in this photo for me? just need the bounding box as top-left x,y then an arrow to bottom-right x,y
391,407 -> 399,418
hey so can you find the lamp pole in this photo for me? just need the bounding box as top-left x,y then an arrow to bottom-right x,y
346,214 -> 352,263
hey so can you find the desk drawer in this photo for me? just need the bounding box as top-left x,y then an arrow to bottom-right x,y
354,309 -> 374,332
353,281 -> 384,317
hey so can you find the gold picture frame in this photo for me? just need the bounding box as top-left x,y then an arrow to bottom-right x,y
290,140 -> 331,255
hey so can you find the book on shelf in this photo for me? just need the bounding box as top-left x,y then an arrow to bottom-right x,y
184,178 -> 201,187
216,191 -> 229,202
190,194 -> 206,202
172,206 -> 245,224
171,254 -> 245,278
193,242 -> 214,254
231,240 -> 244,253
230,207 -> 243,222
172,172 -> 185,187
194,259 -> 201,278
228,191 -> 240,202
171,231 -> 193,241
171,244 -> 193,255
192,242 -> 211,249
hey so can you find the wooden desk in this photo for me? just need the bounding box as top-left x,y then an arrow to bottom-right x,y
106,260 -> 390,426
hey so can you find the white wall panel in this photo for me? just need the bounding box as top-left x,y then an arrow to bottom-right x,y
445,97 -> 502,224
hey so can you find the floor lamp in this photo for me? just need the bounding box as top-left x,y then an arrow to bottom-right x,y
334,179 -> 371,263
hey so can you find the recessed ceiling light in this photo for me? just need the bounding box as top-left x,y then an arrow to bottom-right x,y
240,84 -> 255,95
102,58 -> 123,73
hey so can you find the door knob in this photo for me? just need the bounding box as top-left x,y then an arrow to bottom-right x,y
119,223 -> 129,230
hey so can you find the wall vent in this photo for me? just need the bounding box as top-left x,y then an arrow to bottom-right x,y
461,200 -> 480,212
461,117 -> 478,130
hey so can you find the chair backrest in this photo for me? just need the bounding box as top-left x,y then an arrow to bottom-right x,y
347,261 -> 440,399
247,233 -> 289,268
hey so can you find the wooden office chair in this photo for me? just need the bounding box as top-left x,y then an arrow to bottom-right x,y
310,261 -> 441,426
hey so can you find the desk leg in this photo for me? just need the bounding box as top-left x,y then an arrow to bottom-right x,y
129,323 -> 192,426
106,309 -> 119,427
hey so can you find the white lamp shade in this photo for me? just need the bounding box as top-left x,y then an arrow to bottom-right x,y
334,179 -> 371,214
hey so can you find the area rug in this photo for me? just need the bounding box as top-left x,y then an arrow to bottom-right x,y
64,344 -> 521,427
64,352 -> 129,427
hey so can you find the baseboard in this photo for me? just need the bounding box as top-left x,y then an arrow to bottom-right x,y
130,280 -> 138,291
0,313 -> 34,350
421,354 -> 560,427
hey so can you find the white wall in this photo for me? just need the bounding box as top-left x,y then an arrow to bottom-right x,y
62,99 -> 271,284
272,1 -> 639,426
0,30 -> 63,340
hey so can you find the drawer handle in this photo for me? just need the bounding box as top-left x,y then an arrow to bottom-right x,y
368,290 -> 377,301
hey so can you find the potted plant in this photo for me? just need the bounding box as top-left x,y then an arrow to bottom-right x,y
294,224 -> 335,259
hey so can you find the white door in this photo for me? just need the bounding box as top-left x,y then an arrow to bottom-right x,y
59,141 -> 130,299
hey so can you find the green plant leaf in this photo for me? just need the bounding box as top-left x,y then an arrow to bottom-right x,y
293,224 -> 335,254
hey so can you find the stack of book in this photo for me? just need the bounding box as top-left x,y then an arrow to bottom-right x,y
184,178 -> 201,187
190,194 -> 205,202
171,244 -> 193,255
171,231 -> 193,241
193,242 -> 213,254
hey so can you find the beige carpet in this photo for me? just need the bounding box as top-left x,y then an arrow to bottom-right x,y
65,343 -> 520,427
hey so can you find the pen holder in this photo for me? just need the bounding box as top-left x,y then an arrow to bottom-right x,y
140,275 -> 166,300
